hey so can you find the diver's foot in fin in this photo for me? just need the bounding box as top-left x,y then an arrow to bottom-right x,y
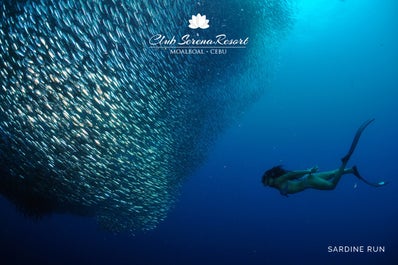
352,166 -> 388,188
341,119 -> 375,166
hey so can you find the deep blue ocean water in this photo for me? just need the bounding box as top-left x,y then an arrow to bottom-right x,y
1,0 -> 397,264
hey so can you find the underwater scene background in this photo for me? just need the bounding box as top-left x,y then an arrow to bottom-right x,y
1,0 -> 397,264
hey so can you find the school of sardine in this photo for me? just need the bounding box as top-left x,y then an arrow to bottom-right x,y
0,0 -> 292,231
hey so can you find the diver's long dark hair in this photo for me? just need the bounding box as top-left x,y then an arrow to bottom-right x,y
262,165 -> 290,185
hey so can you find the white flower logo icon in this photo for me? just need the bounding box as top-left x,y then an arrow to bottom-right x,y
188,13 -> 209,29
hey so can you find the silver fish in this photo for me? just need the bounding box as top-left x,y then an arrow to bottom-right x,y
0,0 -> 292,232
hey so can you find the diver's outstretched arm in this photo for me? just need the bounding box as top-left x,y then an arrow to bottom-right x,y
340,118 -> 375,169
352,166 -> 387,187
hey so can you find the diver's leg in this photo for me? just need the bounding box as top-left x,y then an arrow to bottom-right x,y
339,119 -> 375,171
327,170 -> 352,188
304,175 -> 339,190
305,166 -> 387,191
315,170 -> 339,181
307,177 -> 335,190
305,172 -> 345,190
306,169 -> 352,190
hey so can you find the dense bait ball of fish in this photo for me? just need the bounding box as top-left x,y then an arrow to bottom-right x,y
0,0 -> 292,232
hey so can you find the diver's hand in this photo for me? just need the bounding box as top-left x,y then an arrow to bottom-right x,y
308,166 -> 318,174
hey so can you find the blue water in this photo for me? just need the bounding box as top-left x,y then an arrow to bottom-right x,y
1,0 -> 397,264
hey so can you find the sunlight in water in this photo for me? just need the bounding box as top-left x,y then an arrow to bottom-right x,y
294,0 -> 346,28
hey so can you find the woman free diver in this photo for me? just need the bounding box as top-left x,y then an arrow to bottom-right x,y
262,119 -> 387,196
